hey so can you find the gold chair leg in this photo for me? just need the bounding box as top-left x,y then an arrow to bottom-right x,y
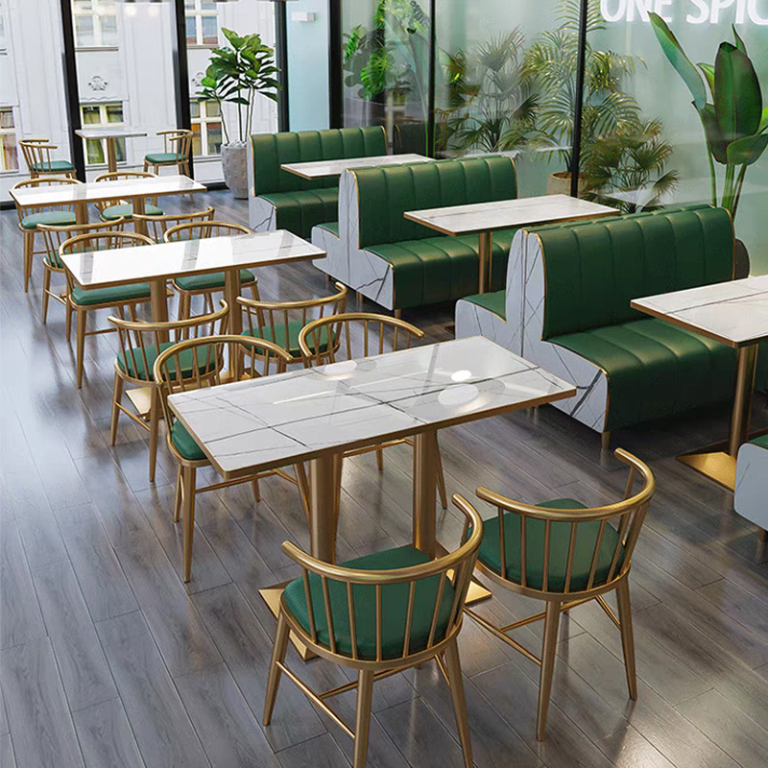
182,465 -> 197,582
601,431 -> 611,450
76,310 -> 87,388
41,263 -> 52,323
110,371 -> 124,445
263,610 -> 291,726
616,579 -> 638,700
537,601 -> 562,741
65,301 -> 73,342
376,448 -> 384,471
179,292 -> 191,321
148,387 -> 159,483
173,465 -> 183,523
353,670 -> 375,768
23,231 -> 33,292
143,160 -> 149,173
435,441 -> 448,510
443,639 -> 474,768
252,477 -> 261,502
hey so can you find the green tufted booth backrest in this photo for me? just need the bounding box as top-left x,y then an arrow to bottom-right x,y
354,156 -> 517,249
251,126 -> 386,196
532,205 -> 735,340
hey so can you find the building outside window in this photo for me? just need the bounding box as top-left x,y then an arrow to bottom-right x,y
185,0 -> 218,47
73,0 -> 118,48
0,107 -> 18,171
80,102 -> 124,165
191,100 -> 222,157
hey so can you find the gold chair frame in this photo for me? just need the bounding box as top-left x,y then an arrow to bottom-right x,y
298,312 -> 448,509
153,334 -> 310,582
143,129 -> 193,177
264,494 -> 483,768
19,139 -> 76,179
132,206 -> 215,243
61,231 -> 156,388
463,448 -> 656,741
163,221 -> 258,319
238,281 -> 349,366
94,171 -> 161,224
109,301 -> 229,484
38,218 -> 127,327
13,177 -> 82,293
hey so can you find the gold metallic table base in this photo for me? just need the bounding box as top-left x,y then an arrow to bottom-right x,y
677,451 -> 736,491
126,387 -> 153,419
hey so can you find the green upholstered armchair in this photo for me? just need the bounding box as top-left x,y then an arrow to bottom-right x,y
249,126 -> 386,239
456,205 -> 768,444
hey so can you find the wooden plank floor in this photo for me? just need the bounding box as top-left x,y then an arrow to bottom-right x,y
2,190 -> 768,768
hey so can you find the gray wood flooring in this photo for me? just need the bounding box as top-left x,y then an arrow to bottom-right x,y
2,190 -> 768,768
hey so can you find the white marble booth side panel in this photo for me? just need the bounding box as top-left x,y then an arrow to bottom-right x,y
311,225 -> 346,282
735,442 -> 768,529
455,299 -> 516,349
249,196 -> 277,232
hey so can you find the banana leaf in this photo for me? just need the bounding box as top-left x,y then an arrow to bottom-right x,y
697,63 -> 715,100
727,131 -> 768,166
714,43 -> 762,143
698,104 -> 729,164
732,25 -> 748,55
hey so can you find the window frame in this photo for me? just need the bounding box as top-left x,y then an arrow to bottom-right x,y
0,106 -> 19,174
185,0 -> 218,48
190,99 -> 223,159
79,101 -> 126,167
72,0 -> 118,50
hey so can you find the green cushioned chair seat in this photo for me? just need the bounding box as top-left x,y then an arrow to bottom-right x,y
367,228 -> 515,310
243,321 -> 331,357
317,221 -> 339,237
174,269 -> 256,292
31,160 -> 75,173
101,203 -> 164,220
171,419 -> 206,461
118,340 -> 217,381
21,211 -> 77,230
144,152 -> 186,164
750,434 -> 768,450
462,290 -> 506,320
71,282 -> 152,307
552,318 -> 768,431
284,545 -> 456,660
477,499 -> 624,592
260,188 -> 339,240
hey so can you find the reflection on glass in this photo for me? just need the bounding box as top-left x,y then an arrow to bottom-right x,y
0,108 -> 19,172
80,102 -> 125,166
73,0 -> 117,48
191,100 -> 222,157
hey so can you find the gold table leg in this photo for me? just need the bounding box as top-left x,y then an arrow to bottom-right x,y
223,267 -> 244,380
132,196 -> 148,236
106,137 -> 117,174
678,344 -> 758,490
478,231 -> 493,294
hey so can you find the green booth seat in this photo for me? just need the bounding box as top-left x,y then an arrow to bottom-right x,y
455,204 -> 768,439
31,160 -> 75,173
249,126 -> 386,239
21,211 -> 77,230
101,203 -> 164,221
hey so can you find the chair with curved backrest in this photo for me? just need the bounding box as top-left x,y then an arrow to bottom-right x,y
38,218 -> 127,327
153,334 -> 309,582
12,177 -> 81,292
132,206 -> 215,243
164,221 -> 258,319
264,494 -> 483,768
143,129 -> 193,177
19,138 -> 76,179
238,281 -> 348,366
464,448 -> 656,741
298,312 -> 448,509
109,301 -> 229,484
94,171 -> 165,224
61,231 -> 156,387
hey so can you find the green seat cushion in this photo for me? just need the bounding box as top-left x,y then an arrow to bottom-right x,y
284,545 -> 456,660
31,160 -> 75,173
259,187 -> 339,240
243,321 -> 330,357
367,228 -> 515,310
144,152 -> 186,164
20,211 -> 77,230
317,221 -> 339,237
70,282 -> 152,307
750,434 -> 768,450
477,499 -> 624,592
174,269 -> 256,292
171,419 -> 206,461
101,203 -> 164,220
117,340 -> 217,381
462,290 -> 506,320
552,318 -> 768,431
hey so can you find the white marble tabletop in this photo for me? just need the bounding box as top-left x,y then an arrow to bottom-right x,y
8,174 -> 205,208
281,153 -> 433,179
631,275 -> 768,348
405,194 -> 619,236
167,336 -> 576,478
61,231 -> 325,289
75,128 -> 148,140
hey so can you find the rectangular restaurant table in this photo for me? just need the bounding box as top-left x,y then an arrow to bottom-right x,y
405,193 -> 619,293
632,274 -> 768,489
167,335 -> 576,652
74,127 -> 148,173
281,153 -> 433,180
8,174 -> 205,236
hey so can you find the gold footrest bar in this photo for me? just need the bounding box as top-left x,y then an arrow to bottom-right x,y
464,606 -> 542,666
596,595 -> 621,630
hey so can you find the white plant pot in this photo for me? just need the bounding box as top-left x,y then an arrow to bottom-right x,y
221,142 -> 249,199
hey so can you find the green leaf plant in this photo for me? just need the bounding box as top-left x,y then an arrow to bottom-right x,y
196,29 -> 280,145
649,13 -> 768,220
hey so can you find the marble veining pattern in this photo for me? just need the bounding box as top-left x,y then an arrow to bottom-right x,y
735,439 -> 768,529
249,196 -> 277,233
168,336 -> 575,476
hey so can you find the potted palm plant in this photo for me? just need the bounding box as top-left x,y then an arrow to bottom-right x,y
197,29 -> 280,198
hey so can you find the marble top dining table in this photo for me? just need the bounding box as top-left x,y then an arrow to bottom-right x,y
281,153 -> 433,180
74,127 -> 148,141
